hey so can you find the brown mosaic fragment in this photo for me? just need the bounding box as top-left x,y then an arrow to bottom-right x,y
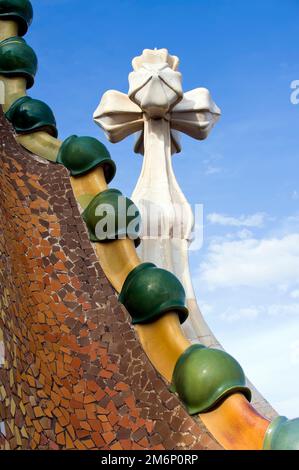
0,110 -> 221,450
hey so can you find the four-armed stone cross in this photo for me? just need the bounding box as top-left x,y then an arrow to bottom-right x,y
94,48 -> 221,344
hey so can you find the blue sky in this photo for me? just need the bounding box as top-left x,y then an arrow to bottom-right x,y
29,0 -> 299,417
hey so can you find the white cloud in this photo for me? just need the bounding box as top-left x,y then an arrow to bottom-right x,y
199,234 -> 299,289
285,215 -> 299,225
195,214 -> 299,418
205,166 -> 221,175
217,320 -> 299,418
237,229 -> 253,239
202,153 -> 223,176
292,190 -> 299,200
200,302 -> 214,316
291,289 -> 299,299
211,229 -> 253,243
267,303 -> 299,317
276,214 -> 299,238
207,212 -> 267,228
219,303 -> 299,322
221,306 -> 260,322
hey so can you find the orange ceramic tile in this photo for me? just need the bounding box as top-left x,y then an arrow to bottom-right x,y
0,111 -> 226,452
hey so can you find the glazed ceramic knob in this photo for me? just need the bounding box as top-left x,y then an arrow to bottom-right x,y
171,344 -> 251,414
119,262 -> 188,325
0,36 -> 37,88
5,96 -> 57,137
82,189 -> 140,244
263,416 -> 299,450
57,135 -> 116,183
0,0 -> 33,36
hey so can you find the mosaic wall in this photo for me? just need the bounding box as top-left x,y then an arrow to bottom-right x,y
0,111 -> 221,450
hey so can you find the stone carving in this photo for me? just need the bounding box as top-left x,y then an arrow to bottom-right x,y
94,48 -> 221,344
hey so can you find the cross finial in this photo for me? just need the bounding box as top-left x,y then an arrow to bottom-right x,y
93,49 -> 222,346
93,48 -> 221,155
